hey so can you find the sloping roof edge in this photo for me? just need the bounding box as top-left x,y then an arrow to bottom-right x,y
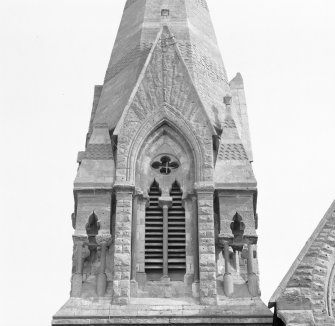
172,27 -> 216,135
113,28 -> 163,135
114,25 -> 216,136
269,199 -> 335,308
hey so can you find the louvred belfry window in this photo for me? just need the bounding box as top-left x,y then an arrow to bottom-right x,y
145,181 -> 164,276
168,181 -> 186,279
145,180 -> 186,280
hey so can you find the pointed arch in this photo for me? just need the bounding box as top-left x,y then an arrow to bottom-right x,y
135,123 -> 195,195
116,104 -> 213,185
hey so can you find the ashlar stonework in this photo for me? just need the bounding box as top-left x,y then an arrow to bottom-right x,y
52,0 -> 272,325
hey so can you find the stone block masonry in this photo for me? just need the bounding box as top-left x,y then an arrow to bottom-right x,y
112,185 -> 134,305
52,1 -> 274,324
196,184 -> 217,305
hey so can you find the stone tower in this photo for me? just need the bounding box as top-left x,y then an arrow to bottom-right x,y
52,0 -> 272,325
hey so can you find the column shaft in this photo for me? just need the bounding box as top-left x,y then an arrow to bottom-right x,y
97,242 -> 107,297
100,243 -> 107,272
71,241 -> 84,297
247,244 -> 259,297
131,196 -> 138,280
223,242 -> 233,297
162,205 -> 169,279
76,242 -> 84,274
192,196 -> 200,283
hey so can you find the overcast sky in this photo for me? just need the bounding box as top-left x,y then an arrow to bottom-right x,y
1,1 -> 335,325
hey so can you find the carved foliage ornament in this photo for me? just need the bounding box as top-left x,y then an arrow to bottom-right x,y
116,26 -> 214,183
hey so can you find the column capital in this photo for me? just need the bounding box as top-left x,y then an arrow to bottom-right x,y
159,196 -> 173,208
114,182 -> 135,193
194,182 -> 214,194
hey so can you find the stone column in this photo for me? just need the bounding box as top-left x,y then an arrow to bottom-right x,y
184,197 -> 195,286
135,196 -> 147,286
247,244 -> 259,297
162,205 -> 169,279
195,183 -> 217,305
112,184 -> 134,305
191,195 -> 200,297
159,197 -> 173,281
131,195 -> 138,282
223,242 -> 234,297
96,242 -> 107,297
130,193 -> 140,296
234,250 -> 240,275
71,241 -> 84,297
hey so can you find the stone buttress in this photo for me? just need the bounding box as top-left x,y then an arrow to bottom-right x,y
52,1 -> 272,325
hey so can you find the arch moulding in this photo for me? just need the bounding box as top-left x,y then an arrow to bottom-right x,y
116,104 -> 214,186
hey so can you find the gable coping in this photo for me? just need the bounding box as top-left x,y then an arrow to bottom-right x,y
114,25 -> 215,136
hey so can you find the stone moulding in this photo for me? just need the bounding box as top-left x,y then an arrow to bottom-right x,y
113,27 -> 216,186
120,107 -> 213,184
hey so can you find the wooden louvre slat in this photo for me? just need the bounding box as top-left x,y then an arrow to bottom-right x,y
168,181 -> 186,273
145,181 -> 163,273
145,180 -> 186,277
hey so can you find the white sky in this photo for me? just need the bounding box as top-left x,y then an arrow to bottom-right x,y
1,1 -> 335,325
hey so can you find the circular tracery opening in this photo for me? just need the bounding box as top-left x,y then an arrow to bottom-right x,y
151,155 -> 180,175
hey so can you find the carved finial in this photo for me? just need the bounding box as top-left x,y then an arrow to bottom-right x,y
224,95 -> 232,107
230,212 -> 245,238
86,211 -> 100,237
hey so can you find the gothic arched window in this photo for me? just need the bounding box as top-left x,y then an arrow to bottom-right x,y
144,180 -> 186,281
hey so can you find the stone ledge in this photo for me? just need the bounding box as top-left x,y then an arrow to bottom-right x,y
52,316 -> 272,325
52,298 -> 272,325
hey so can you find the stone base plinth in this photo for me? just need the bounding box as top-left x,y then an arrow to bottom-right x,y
52,297 -> 272,325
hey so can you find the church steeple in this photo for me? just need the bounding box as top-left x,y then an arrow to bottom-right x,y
93,0 -> 229,129
52,1 -> 272,325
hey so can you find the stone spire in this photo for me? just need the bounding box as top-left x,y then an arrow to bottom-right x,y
92,0 -> 230,132
52,1 -> 271,325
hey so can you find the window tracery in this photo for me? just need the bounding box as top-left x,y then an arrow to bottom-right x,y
151,155 -> 180,175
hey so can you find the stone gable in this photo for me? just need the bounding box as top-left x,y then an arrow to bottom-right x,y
270,201 -> 335,325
